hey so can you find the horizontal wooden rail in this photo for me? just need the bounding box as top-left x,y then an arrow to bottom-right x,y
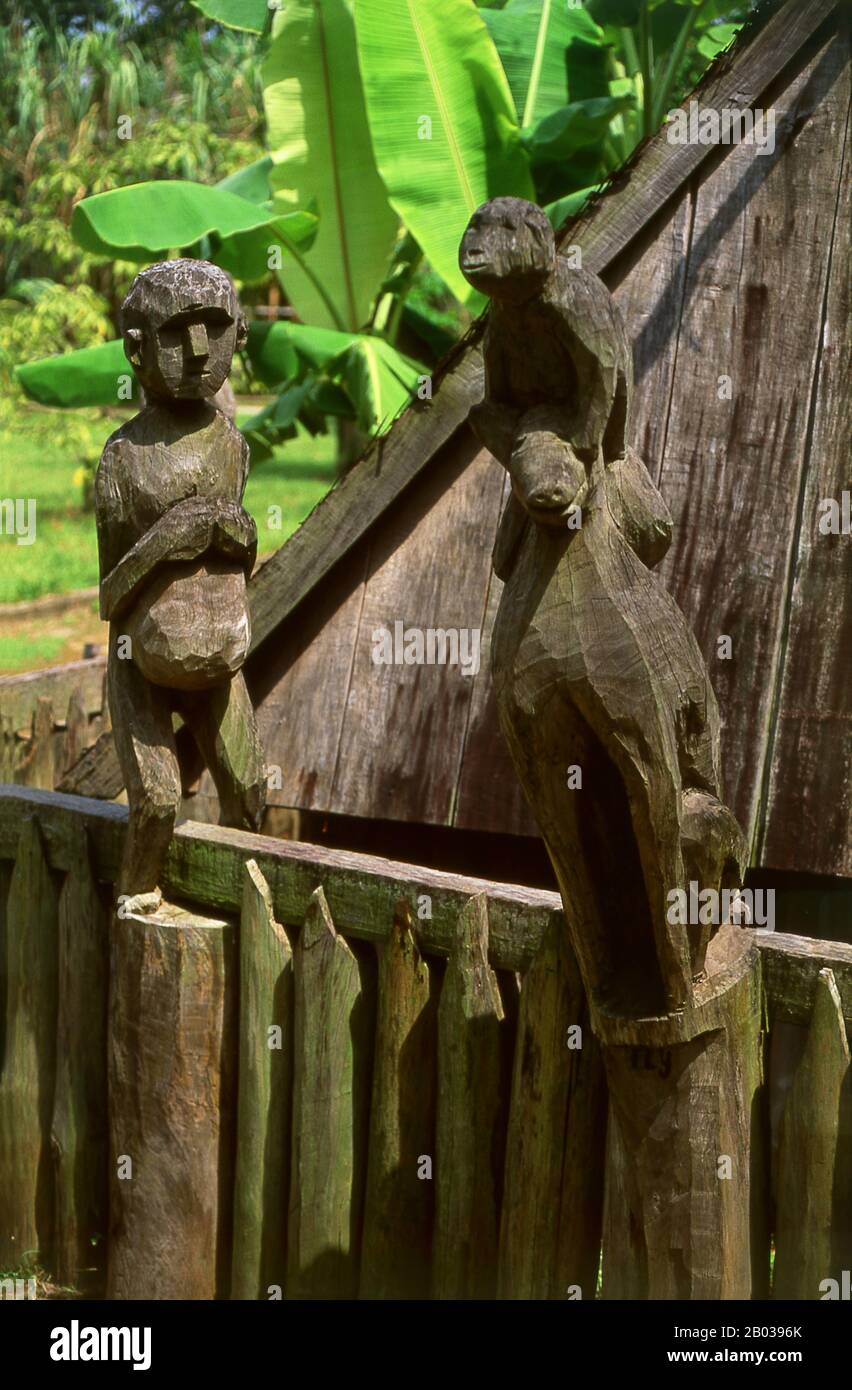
0,787 -> 849,1023
0,786 -> 561,974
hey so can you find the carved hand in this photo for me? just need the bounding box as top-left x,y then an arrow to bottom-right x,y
100,496 -> 253,621
210,499 -> 258,570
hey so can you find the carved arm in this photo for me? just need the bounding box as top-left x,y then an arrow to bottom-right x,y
99,496 -> 257,621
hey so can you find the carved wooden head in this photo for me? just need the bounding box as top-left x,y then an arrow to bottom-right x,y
459,197 -> 556,303
121,259 -> 248,404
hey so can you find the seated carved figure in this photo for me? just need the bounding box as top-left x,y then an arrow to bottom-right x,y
460,198 -> 745,1015
95,259 -> 266,906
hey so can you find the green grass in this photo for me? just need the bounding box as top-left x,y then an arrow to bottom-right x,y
0,406 -> 337,605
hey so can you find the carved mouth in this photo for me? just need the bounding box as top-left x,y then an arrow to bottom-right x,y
462,252 -> 489,272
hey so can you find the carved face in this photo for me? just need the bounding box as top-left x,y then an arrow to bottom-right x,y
459,198 -> 556,303
125,305 -> 244,402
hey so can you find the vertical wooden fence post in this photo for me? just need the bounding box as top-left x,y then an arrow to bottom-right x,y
51,822 -> 109,1290
597,926 -> 765,1299
231,859 -> 293,1300
0,816 -> 60,1270
360,900 -> 437,1299
433,893 -> 509,1299
107,901 -> 236,1300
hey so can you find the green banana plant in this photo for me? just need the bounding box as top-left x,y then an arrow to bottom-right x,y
17,0 -> 752,464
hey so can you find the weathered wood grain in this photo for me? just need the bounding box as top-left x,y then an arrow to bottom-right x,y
761,37 -> 851,875
62,689 -> 89,780
14,697 -> 55,790
610,196 -> 692,481
287,887 -> 372,1299
0,791 -> 845,1022
498,912 -> 606,1299
567,0 -> 838,277
655,25 -> 847,849
107,901 -> 236,1300
555,1012 -> 608,1301
0,658 -> 105,733
601,1105 -> 647,1299
247,348 -> 485,654
453,473 -> 537,836
57,729 -> 124,800
756,930 -> 852,1026
774,968 -> 851,1298
601,929 -> 765,1298
0,817 -> 60,1269
50,823 -> 109,1291
433,894 -> 508,1299
331,429 -> 502,825
231,859 -> 293,1300
0,858 -> 10,1073
250,542 -> 370,814
360,901 -> 437,1299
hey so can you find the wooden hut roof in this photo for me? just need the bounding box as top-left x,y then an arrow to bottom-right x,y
67,0 -> 850,879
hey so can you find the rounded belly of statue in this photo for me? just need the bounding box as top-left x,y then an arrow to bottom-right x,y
126,559 -> 251,690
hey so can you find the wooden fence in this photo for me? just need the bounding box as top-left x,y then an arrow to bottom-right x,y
0,659 -> 109,793
0,786 -> 849,1300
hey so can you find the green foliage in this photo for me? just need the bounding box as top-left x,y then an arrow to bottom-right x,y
0,282 -> 113,414
482,0 -> 606,126
190,0 -> 270,34
70,180 -> 318,281
354,0 -> 534,307
12,0 -> 759,467
263,0 -> 399,333
0,406 -> 337,610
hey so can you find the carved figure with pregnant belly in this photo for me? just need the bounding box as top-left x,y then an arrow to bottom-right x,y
95,259 -> 266,906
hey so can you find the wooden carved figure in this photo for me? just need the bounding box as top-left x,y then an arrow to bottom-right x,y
460,198 -> 747,1016
460,199 -> 764,1297
95,259 -> 266,907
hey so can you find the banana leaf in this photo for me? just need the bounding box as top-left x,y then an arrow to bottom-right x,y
483,0 -> 606,127
72,181 -> 317,281
190,0 -> 270,34
263,0 -> 399,332
330,335 -> 425,435
354,0 -> 534,307
16,339 -> 139,407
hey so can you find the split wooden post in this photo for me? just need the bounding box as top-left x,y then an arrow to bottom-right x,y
594,926 -> 765,1299
231,859 -> 293,1300
51,822 -> 109,1290
498,911 -> 606,1300
287,886 -> 372,1300
433,893 -> 508,1300
774,968 -> 851,1298
0,816 -> 60,1270
107,899 -> 236,1300
360,900 -> 437,1299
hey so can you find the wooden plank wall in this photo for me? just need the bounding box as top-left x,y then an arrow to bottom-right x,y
233,21 -> 849,877
0,659 -> 108,791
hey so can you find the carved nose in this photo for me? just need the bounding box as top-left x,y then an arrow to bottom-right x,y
186,323 -> 209,359
529,486 -> 569,510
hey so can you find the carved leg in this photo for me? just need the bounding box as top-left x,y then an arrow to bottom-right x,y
108,650 -> 181,901
180,673 -> 266,831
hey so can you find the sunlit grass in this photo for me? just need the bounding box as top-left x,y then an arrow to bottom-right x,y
0,406 -> 337,606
